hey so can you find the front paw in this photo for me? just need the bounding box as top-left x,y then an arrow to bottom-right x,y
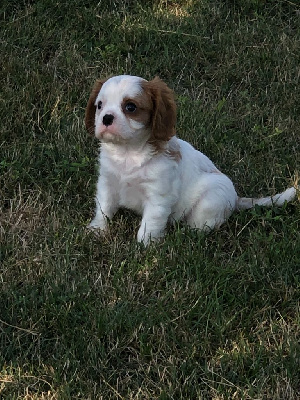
137,227 -> 163,246
87,218 -> 108,236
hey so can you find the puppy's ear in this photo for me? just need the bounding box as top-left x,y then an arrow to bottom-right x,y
85,79 -> 107,135
143,77 -> 176,141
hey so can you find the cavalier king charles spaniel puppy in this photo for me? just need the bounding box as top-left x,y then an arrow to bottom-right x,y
85,75 -> 297,245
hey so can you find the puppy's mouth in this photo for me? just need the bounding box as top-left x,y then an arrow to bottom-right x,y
96,126 -> 123,142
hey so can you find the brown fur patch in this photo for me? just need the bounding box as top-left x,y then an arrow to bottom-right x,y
142,77 -> 177,147
85,78 -> 108,135
165,146 -> 182,162
121,94 -> 153,126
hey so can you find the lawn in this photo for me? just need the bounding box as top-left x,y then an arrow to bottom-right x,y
1,0 -> 299,399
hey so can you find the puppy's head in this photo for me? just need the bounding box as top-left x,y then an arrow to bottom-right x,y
85,75 -> 176,146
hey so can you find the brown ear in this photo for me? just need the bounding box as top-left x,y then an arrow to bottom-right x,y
85,79 -> 107,135
142,77 -> 176,141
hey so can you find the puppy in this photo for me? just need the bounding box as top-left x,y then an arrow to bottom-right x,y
85,75 -> 297,245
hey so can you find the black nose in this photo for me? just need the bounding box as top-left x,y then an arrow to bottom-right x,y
103,114 -> 114,126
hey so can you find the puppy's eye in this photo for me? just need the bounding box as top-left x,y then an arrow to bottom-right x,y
97,101 -> 102,110
125,102 -> 137,112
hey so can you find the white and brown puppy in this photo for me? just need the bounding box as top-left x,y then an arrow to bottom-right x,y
85,75 -> 297,245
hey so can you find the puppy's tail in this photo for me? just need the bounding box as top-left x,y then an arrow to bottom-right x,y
237,186 -> 298,210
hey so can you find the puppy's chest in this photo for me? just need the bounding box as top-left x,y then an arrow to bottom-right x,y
118,171 -> 147,213
103,150 -> 151,203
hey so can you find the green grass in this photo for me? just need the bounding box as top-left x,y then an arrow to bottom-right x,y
1,0 -> 299,398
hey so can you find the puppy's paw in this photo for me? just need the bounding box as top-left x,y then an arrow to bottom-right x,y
86,219 -> 108,237
137,228 -> 163,246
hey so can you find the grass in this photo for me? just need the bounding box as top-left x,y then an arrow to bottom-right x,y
1,0 -> 299,398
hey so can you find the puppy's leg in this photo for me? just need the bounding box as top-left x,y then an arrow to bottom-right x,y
137,202 -> 171,245
88,175 -> 119,233
187,174 -> 237,232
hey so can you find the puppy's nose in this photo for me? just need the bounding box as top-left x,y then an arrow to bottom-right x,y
103,114 -> 114,126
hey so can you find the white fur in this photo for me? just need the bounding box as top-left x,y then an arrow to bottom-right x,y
88,75 -> 297,245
